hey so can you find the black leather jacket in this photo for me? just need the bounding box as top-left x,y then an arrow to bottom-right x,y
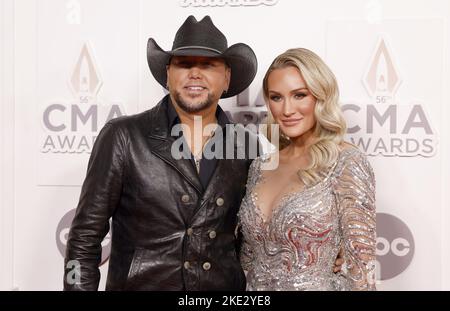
64,96 -> 258,290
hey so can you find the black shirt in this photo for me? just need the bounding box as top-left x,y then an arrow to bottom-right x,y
167,98 -> 231,191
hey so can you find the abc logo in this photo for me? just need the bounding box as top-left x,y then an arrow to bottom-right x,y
56,208 -> 111,266
376,213 -> 415,280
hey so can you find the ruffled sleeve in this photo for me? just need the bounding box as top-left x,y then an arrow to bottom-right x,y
238,228 -> 254,272
333,149 -> 377,290
238,157 -> 262,272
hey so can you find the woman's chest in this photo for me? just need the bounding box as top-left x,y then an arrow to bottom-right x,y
240,181 -> 340,242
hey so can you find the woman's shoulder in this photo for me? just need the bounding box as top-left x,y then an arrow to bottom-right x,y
248,151 -> 282,178
337,142 -> 367,162
246,153 -> 271,189
251,151 -> 275,165
334,141 -> 374,177
332,142 -> 376,208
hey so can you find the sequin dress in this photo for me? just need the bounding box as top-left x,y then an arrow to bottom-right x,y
238,148 -> 376,291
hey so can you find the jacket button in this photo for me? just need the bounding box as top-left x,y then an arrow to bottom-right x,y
208,231 -> 216,239
202,262 -> 211,271
216,197 -> 224,206
187,228 -> 193,236
181,194 -> 190,203
184,261 -> 191,269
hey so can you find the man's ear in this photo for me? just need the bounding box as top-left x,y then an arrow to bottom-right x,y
166,65 -> 170,86
225,66 -> 231,90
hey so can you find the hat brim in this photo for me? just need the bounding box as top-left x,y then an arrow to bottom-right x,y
147,38 -> 257,98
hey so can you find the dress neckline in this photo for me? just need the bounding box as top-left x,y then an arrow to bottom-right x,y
250,147 -> 358,224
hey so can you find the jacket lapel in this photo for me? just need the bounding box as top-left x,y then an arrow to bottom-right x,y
146,97 -> 203,195
188,125 -> 245,221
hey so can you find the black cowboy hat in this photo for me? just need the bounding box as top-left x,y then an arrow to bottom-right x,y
147,15 -> 257,98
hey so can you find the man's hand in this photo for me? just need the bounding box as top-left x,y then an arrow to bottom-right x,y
333,247 -> 344,273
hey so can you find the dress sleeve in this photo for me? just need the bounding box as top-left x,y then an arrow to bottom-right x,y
238,224 -> 254,272
334,150 -> 377,290
238,157 -> 261,272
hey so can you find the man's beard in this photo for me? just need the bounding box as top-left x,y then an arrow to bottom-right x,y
173,91 -> 215,113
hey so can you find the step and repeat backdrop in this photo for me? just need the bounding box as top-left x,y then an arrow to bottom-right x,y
3,0 -> 450,290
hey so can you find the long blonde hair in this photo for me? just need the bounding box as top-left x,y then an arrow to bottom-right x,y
263,48 -> 347,186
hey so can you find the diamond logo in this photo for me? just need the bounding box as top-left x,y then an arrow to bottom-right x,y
363,37 -> 402,98
69,43 -> 102,100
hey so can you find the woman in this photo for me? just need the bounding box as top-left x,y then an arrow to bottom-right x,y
238,48 -> 376,290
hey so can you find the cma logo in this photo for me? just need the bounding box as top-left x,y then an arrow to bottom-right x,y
343,37 -> 438,157
180,0 -> 279,7
40,43 -> 125,154
42,104 -> 122,132
342,102 -> 436,157
375,213 -> 414,280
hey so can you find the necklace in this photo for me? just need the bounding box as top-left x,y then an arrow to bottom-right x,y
192,125 -> 218,173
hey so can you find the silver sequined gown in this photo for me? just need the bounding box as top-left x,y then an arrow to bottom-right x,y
238,148 -> 376,291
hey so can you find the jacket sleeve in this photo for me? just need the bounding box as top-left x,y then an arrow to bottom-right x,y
63,121 -> 127,290
334,151 -> 377,290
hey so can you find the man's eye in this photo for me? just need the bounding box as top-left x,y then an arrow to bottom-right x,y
175,61 -> 188,67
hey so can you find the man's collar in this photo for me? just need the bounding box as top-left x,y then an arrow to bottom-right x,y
167,96 -> 181,129
167,96 -> 231,130
216,104 -> 231,128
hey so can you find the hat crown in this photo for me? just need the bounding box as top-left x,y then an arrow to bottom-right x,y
172,16 -> 228,53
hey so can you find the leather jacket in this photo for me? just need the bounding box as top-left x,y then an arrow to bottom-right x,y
64,96 -> 258,290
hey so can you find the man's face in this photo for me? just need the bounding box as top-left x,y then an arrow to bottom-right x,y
167,56 -> 231,113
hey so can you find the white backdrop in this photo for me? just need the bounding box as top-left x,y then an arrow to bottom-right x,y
1,0 -> 449,290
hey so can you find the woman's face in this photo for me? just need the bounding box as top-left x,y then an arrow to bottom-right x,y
267,66 -> 317,141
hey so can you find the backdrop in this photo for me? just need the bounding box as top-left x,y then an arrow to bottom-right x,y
1,0 -> 449,290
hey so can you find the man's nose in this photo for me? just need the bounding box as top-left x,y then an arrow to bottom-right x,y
188,66 -> 201,79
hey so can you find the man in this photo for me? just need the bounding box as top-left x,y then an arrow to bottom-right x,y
64,15 -> 259,291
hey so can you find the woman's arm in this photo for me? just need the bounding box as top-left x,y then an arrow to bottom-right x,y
335,150 -> 377,290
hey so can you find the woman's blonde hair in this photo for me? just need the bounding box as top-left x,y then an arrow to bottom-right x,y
263,48 -> 347,186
